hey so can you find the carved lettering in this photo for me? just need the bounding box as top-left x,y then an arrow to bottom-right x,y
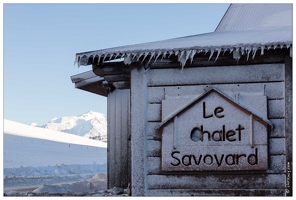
165,97 -> 266,171
225,154 -> 236,165
247,148 -> 258,165
170,151 -> 181,166
169,148 -> 259,167
203,102 -> 213,118
214,154 -> 224,167
203,155 -> 214,165
182,155 -> 192,166
203,102 -> 225,119
197,124 -> 244,142
192,154 -> 202,165
214,106 -> 224,118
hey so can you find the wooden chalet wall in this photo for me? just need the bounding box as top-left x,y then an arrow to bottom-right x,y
107,89 -> 131,189
130,57 -> 292,196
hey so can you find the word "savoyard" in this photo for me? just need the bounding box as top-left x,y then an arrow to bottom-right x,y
170,148 -> 258,167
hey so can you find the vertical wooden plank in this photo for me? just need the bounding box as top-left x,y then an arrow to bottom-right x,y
121,89 -> 130,187
284,57 -> 292,196
107,91 -> 115,188
114,91 -> 121,187
107,89 -> 131,189
107,93 -> 111,188
130,64 -> 148,196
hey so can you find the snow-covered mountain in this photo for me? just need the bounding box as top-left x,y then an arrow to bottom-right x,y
37,111 -> 107,142
3,119 -> 108,196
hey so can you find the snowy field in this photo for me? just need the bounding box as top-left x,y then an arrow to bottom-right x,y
3,120 -> 109,196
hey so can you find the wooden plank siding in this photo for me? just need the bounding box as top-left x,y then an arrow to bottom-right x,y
146,64 -> 284,87
284,57 -> 292,196
107,89 -> 131,189
147,189 -> 285,196
139,63 -> 287,196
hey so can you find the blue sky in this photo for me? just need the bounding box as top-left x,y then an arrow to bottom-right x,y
3,3 -> 230,125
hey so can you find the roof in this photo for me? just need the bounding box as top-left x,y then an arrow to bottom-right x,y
215,3 -> 292,32
159,88 -> 273,129
75,3 -> 292,69
70,71 -> 108,96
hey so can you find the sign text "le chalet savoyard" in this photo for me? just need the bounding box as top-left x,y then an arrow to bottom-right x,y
160,88 -> 270,171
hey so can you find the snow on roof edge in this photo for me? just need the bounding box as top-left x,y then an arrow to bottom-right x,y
75,27 -> 292,69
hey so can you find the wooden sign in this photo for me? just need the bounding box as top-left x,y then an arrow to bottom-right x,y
160,88 -> 271,171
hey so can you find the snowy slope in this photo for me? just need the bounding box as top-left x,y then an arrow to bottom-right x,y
3,119 -> 108,196
39,111 -> 107,142
5,119 -> 107,148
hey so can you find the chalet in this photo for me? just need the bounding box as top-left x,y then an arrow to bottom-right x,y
71,4 -> 292,196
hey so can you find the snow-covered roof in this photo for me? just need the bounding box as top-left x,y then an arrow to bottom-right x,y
215,4 -> 292,32
75,4 -> 292,68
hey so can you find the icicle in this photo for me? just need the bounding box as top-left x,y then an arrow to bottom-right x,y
189,49 -> 197,64
290,46 -> 293,57
287,44 -> 291,49
109,53 -> 114,60
168,51 -> 174,58
240,47 -> 245,55
185,50 -> 191,63
280,44 -> 284,49
229,48 -> 234,54
153,51 -> 162,63
260,46 -> 265,55
178,51 -> 185,61
246,47 -> 251,61
197,49 -> 203,54
124,53 -> 132,65
183,50 -> 191,64
114,52 -> 121,59
222,48 -> 227,55
177,51 -> 190,73
208,49 -> 215,61
204,49 -> 209,55
132,53 -> 137,60
97,55 -> 101,64
174,50 -> 179,56
147,52 -> 156,64
120,53 -> 125,59
94,54 -> 99,62
136,52 -> 144,62
267,45 -> 272,51
233,48 -> 241,61
273,44 -> 277,50
161,51 -> 167,60
103,54 -> 109,62
141,52 -> 150,64
215,48 -> 221,61
177,50 -> 191,72
252,47 -> 258,59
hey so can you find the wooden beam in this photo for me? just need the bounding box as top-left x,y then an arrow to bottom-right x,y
92,62 -> 130,76
104,74 -> 130,83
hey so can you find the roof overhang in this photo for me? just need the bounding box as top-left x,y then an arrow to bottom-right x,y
70,70 -> 108,97
75,26 -> 292,69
